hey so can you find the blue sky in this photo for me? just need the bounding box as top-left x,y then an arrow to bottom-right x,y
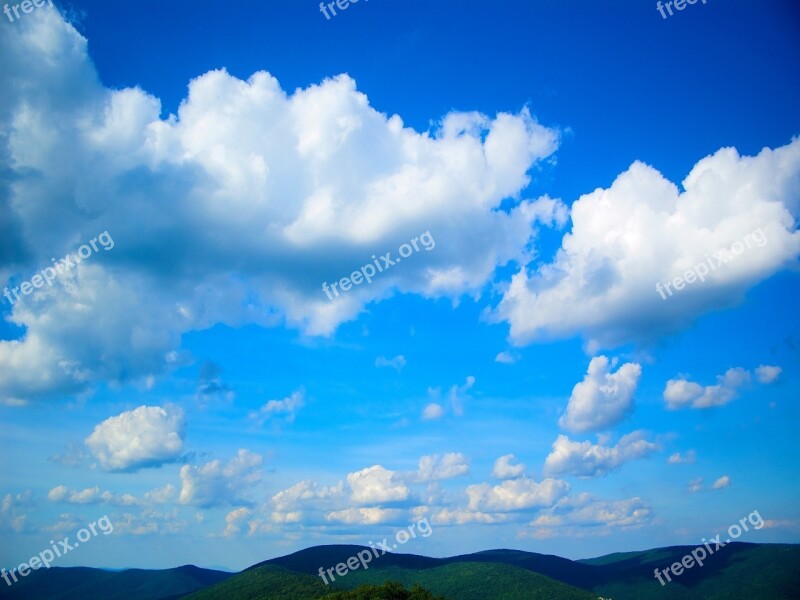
1,0 -> 799,572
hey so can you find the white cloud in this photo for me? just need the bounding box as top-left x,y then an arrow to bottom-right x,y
664,367 -> 752,409
0,491 -> 34,533
494,351 -> 518,365
449,376 -> 475,417
325,507 -> 401,525
85,405 -> 185,472
496,141 -> 800,349
712,475 -> 731,490
178,449 -> 263,508
667,450 -> 696,464
559,356 -> 641,433
689,477 -> 704,493
430,507 -> 507,525
222,507 -> 252,537
529,493 -> 652,534
0,11 -> 563,401
249,389 -> 305,424
271,480 -> 345,512
755,364 -> 782,384
466,477 -> 569,512
144,484 -> 177,504
422,403 -> 444,420
416,453 -> 470,482
491,454 -> 526,479
375,355 -> 406,371
543,431 -> 658,478
347,465 -> 409,504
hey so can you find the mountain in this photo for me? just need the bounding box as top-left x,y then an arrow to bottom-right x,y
2,543 -> 798,599
0,564 -> 231,600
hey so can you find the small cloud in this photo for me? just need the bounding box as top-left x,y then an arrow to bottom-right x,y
667,450 -> 696,464
249,389 -> 305,425
495,351 -> 518,365
755,365 -> 781,384
416,453 -> 470,482
422,403 -> 444,420
688,477 -> 703,493
491,454 -> 525,479
375,355 -> 406,371
449,376 -> 475,417
711,475 -> 731,490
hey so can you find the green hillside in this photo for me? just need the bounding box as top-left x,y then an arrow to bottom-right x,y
330,561 -> 597,600
0,564 -> 231,600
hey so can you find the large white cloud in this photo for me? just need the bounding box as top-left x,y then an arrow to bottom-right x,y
466,477 -> 569,512
559,356 -> 641,433
543,431 -> 658,478
85,405 -> 185,472
347,465 -> 410,504
496,140 -> 800,349
0,10 -> 562,401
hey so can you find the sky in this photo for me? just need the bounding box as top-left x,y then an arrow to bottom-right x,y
1,0 -> 799,573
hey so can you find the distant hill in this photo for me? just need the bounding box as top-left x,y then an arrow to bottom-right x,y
2,542 -> 798,599
0,564 -> 231,600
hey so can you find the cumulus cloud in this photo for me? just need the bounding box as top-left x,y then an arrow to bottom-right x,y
178,449 -> 263,508
249,389 -> 305,424
0,11 -> 562,401
494,351 -> 518,365
663,365 -> 778,409
347,466 -> 409,504
466,477 -> 569,512
421,403 -> 444,420
528,493 -> 652,537
688,477 -> 704,493
543,431 -> 658,478
48,485 -> 141,506
271,480 -> 345,512
559,356 -> 642,433
375,355 -> 406,371
325,507 -> 401,525
0,491 -> 34,533
85,405 -> 185,472
222,507 -> 252,537
416,453 -> 470,482
491,454 -> 526,479
712,475 -> 731,490
755,364 -> 782,383
667,450 -> 696,464
496,141 -> 800,349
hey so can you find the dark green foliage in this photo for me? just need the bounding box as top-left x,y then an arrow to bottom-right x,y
321,581 -> 446,599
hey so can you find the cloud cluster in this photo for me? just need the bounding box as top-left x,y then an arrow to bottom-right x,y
178,449 -> 263,508
543,431 -> 658,478
663,364 -> 780,409
0,11 -> 562,401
